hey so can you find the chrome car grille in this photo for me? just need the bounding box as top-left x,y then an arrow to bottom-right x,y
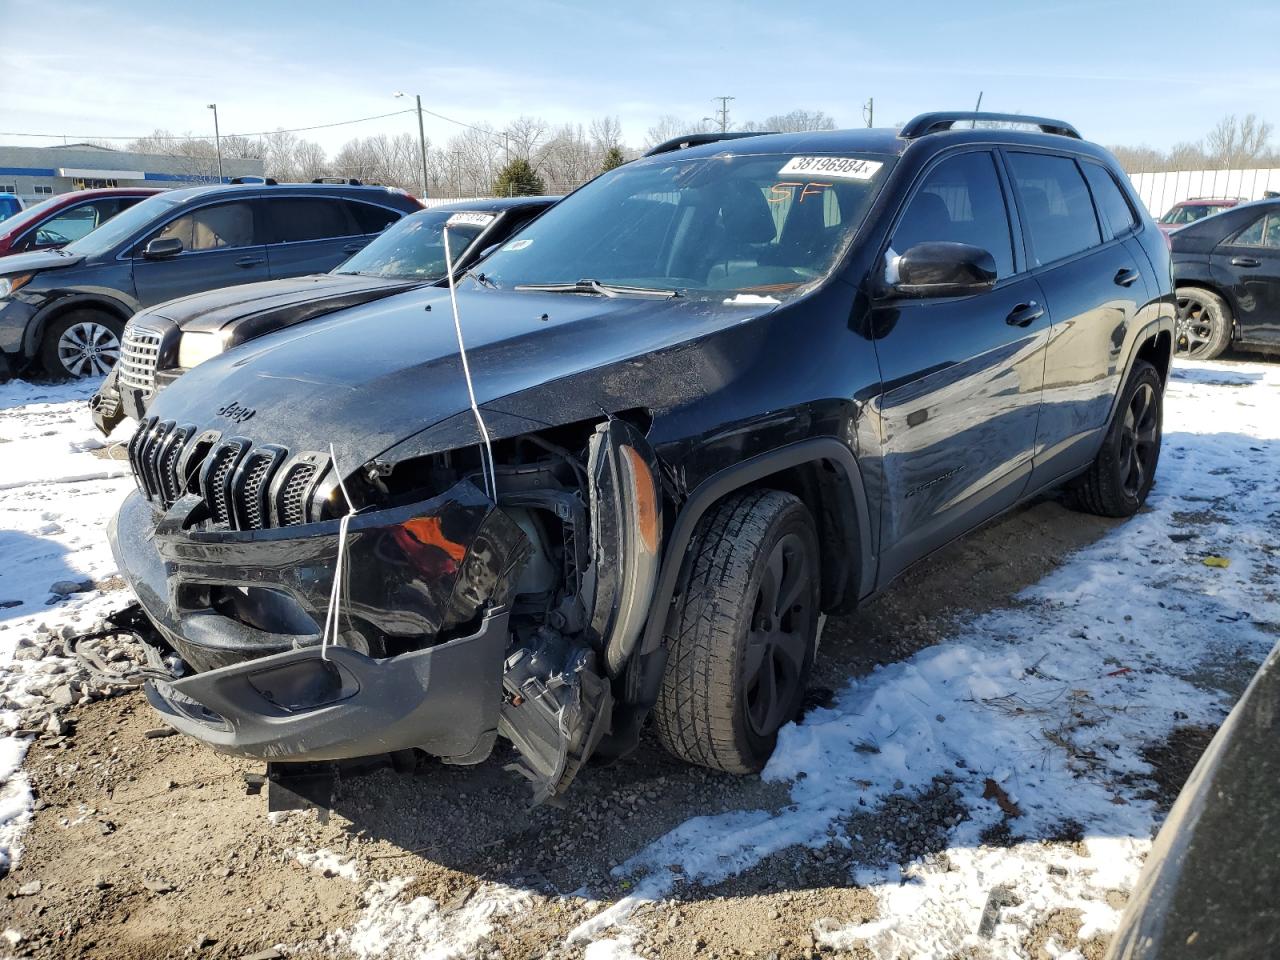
127,417 -> 327,530
119,326 -> 162,394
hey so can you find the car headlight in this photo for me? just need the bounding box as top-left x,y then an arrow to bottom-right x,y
0,274 -> 31,299
177,331 -> 226,369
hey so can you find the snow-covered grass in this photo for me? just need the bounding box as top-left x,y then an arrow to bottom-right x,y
0,378 -> 135,876
563,358 -> 1280,957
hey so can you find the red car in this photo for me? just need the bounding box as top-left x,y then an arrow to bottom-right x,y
1156,197 -> 1243,235
0,187 -> 164,257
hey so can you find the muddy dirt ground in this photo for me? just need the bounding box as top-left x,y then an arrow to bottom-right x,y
0,494 -> 1217,960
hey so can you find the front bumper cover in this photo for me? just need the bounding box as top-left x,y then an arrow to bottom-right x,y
110,478 -> 529,763
145,608 -> 510,763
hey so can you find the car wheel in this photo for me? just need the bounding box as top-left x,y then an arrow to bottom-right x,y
654,490 -> 820,774
1066,359 -> 1163,518
40,310 -> 125,379
1174,287 -> 1232,360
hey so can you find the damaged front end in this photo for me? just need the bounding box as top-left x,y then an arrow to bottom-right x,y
110,414 -> 662,801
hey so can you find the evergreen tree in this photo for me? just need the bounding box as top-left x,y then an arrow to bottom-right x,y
600,146 -> 626,173
493,157 -> 546,197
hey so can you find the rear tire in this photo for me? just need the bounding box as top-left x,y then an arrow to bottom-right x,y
39,309 -> 124,380
1174,286 -> 1232,360
654,490 -> 820,774
1066,359 -> 1163,518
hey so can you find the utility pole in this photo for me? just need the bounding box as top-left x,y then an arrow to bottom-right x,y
207,104 -> 224,183
394,92 -> 430,199
711,96 -> 734,133
862,97 -> 874,128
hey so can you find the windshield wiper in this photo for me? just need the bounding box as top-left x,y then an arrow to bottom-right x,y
513,278 -> 680,299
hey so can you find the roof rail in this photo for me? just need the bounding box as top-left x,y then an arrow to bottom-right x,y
900,112 -> 1081,140
229,176 -> 277,185
312,177 -> 364,186
643,131 -> 774,158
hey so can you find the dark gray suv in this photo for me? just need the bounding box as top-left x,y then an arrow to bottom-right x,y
0,181 -> 422,379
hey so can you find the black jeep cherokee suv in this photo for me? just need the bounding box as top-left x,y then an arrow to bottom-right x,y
108,112 -> 1174,801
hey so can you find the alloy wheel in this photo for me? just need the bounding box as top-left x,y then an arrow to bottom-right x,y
57,321 -> 121,378
1174,294 -> 1215,356
1118,382 -> 1159,499
743,532 -> 813,738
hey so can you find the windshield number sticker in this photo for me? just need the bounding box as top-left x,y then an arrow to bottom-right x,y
504,238 -> 534,251
778,156 -> 883,181
446,212 -> 496,228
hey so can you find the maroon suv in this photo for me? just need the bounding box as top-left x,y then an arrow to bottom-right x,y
1157,197 -> 1242,235
0,187 -> 164,257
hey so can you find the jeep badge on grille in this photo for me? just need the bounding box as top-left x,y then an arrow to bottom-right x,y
216,401 -> 256,424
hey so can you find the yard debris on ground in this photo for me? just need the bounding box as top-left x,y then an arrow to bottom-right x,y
0,358 -> 1277,959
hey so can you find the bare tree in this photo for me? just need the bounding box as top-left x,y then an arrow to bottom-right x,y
504,116 -> 548,162
644,115 -> 713,149
747,109 -> 838,133
1206,113 -> 1274,167
589,116 -> 624,154
537,123 -> 597,191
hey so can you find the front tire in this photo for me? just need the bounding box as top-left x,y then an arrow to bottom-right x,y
654,490 -> 820,774
1067,359 -> 1163,518
1174,286 -> 1232,360
40,309 -> 124,379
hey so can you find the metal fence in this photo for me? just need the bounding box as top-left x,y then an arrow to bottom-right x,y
1124,167 -> 1280,218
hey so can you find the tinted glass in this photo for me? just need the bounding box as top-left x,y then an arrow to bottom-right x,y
1082,163 -> 1138,236
477,152 -> 892,300
335,209 -> 484,280
0,197 -> 21,221
155,202 -> 258,251
347,200 -> 401,234
1009,153 -> 1102,265
64,193 -> 181,258
267,197 -> 358,243
1234,212 -> 1280,247
891,151 -> 1014,277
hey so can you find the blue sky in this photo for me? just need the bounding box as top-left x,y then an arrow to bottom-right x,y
2,0 -> 1277,153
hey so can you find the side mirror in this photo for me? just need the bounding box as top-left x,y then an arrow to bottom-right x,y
143,237 -> 184,259
890,241 -> 997,298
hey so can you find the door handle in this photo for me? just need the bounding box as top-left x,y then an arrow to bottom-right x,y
1231,256 -> 1261,268
1114,267 -> 1141,287
235,256 -> 265,268
1005,301 -> 1044,327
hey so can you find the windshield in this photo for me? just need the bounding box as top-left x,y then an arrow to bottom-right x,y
478,151 -> 892,299
0,197 -> 22,222
1161,203 -> 1232,225
63,193 -> 180,258
334,209 -> 488,280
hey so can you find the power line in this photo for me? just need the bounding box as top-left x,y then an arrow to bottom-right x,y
0,108 -> 418,143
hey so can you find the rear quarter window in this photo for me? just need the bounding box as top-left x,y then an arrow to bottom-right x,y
267,197 -> 359,243
347,200 -> 402,234
1008,152 -> 1102,265
1081,163 -> 1138,237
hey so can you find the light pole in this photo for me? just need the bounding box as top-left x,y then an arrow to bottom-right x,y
207,103 -> 224,183
395,92 -> 430,199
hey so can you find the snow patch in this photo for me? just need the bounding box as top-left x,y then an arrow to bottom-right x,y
291,847 -> 360,882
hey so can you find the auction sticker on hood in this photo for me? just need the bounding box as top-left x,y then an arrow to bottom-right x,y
778,156 -> 883,180
446,212 -> 497,227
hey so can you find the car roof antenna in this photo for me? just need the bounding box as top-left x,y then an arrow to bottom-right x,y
442,221 -> 498,502
319,442 -> 358,661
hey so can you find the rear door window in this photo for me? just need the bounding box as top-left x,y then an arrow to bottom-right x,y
347,200 -> 402,234
1081,163 -> 1138,237
1008,153 -> 1102,265
265,197 -> 360,243
1232,212 -> 1280,247
891,150 -> 1015,277
153,201 -> 260,251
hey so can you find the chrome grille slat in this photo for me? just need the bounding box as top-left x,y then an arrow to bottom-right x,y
118,327 -> 161,394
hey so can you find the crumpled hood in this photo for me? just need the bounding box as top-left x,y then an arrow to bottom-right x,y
144,285 -> 774,471
146,272 -> 422,338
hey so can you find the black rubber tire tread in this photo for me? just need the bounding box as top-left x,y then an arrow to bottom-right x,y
39,308 -> 125,379
1067,359 -> 1163,518
653,489 -> 818,774
1177,286 -> 1233,360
